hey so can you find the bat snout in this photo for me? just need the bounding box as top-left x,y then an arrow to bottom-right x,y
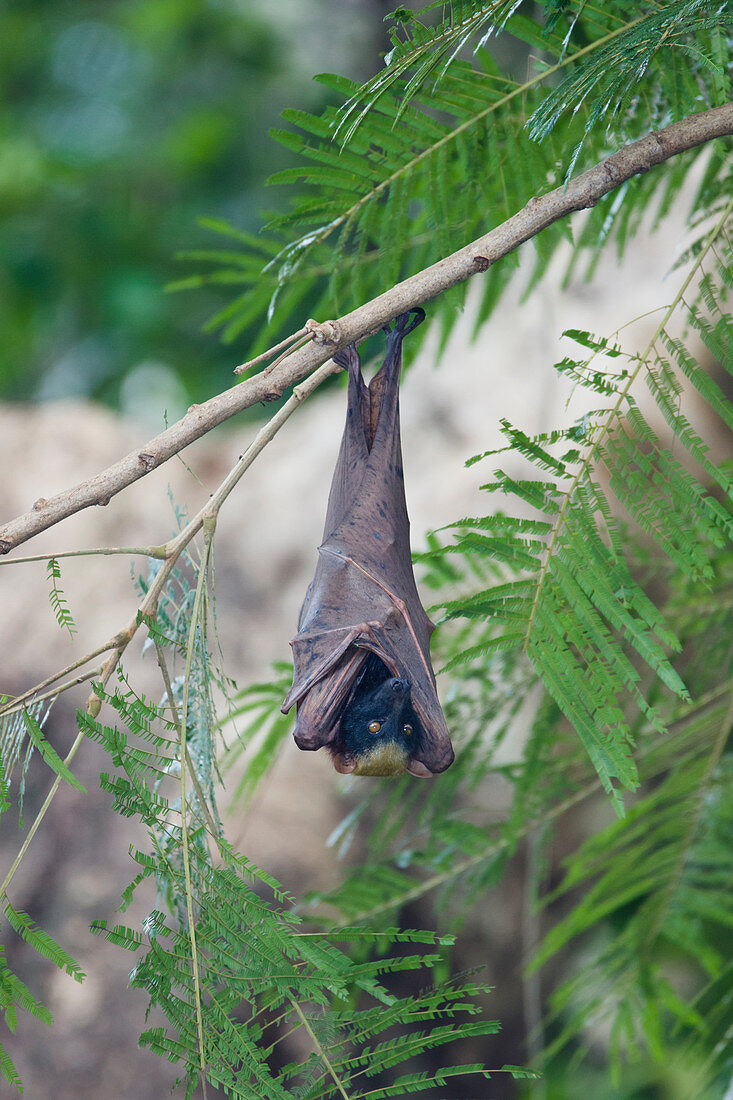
389,677 -> 410,694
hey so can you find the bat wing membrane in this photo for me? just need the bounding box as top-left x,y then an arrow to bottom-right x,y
283,311 -> 454,774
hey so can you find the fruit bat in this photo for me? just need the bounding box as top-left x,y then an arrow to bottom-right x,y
281,309 -> 454,777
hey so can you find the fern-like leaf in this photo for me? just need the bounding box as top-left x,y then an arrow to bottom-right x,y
21,710 -> 86,793
45,557 -> 76,639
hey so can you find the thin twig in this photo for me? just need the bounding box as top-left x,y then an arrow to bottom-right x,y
0,546 -> 167,566
1,103 -> 731,556
522,829 -> 548,1098
261,333 -> 314,376
178,522 -> 214,1100
0,640 -> 121,717
0,356 -> 342,911
290,999 -> 351,1100
233,325 -> 309,375
152,633 -> 219,840
0,668 -> 104,719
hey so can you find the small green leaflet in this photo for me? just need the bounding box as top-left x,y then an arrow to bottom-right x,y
22,711 -> 85,792
46,558 -> 77,639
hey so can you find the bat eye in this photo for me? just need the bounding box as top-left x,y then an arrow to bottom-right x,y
368,721 -> 382,734
403,724 -> 413,736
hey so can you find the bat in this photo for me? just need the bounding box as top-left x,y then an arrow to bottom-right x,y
281,309 -> 454,777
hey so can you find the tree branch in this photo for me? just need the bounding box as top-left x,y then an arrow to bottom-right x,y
1,102 -> 731,556
0,356 -> 340,899
0,353 -> 341,721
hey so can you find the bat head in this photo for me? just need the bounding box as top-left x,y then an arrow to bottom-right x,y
330,656 -> 431,777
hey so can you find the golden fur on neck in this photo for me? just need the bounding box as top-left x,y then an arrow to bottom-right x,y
350,741 -> 409,776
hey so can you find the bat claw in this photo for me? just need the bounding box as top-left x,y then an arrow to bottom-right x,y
383,308 -> 426,338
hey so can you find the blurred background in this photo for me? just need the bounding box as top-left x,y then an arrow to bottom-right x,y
1,2 -> 723,1098
0,0 -> 388,413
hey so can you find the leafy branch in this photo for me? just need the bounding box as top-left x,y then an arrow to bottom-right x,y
334,3 -> 645,139
0,104 -> 730,556
177,522 -> 215,1097
2,5 -> 732,1092
0,356 -> 341,905
45,557 -> 77,639
524,198 -> 733,657
72,660 -> 512,1097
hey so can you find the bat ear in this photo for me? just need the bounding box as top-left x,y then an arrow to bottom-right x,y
406,760 -> 434,778
331,753 -> 357,774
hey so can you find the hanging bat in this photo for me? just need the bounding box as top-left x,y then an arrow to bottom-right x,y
281,309 -> 454,777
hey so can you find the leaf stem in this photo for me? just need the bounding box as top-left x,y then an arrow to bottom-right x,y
178,524 -> 214,1099
0,641 -> 118,716
0,668 -> 104,719
522,829 -> 547,1093
233,324 -> 309,375
0,729 -> 86,903
0,546 -> 167,565
152,633 -> 219,840
290,999 -> 351,1100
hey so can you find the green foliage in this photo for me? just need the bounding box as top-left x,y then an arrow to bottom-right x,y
184,1 -> 731,352
0,698 -> 46,823
523,528 -> 733,1089
344,0 -> 731,144
71,561 -> 507,1098
336,0 -> 529,135
536,737 -> 733,1079
0,905 -> 84,1091
91,890 -> 506,1097
21,709 -> 85,793
0,943 -> 52,1091
2,3 -> 733,1095
527,1 -> 731,174
4,900 -> 84,982
0,0 -> 361,405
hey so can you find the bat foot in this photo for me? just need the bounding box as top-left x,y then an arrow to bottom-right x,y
383,308 -> 426,338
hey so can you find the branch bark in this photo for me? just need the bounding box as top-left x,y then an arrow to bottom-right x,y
1,102 -> 731,556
